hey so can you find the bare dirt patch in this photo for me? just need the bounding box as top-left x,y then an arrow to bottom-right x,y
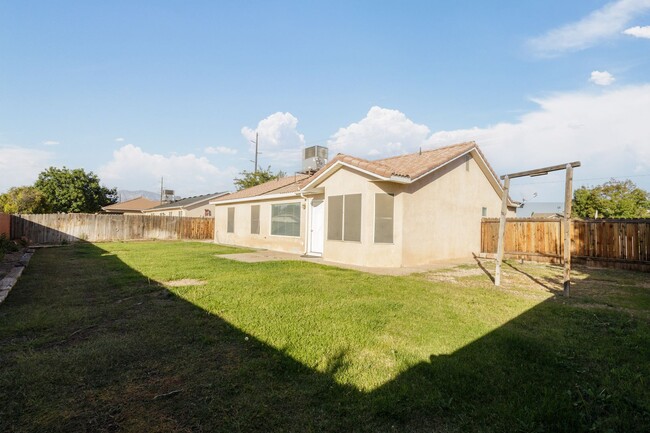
164,279 -> 206,287
0,249 -> 26,280
425,267 -> 486,284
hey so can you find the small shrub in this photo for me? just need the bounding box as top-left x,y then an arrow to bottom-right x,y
0,234 -> 19,255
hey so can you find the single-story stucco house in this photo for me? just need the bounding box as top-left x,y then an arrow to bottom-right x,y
211,141 -> 516,267
143,192 -> 228,218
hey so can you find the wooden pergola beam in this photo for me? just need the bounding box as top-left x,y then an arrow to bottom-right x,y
500,161 -> 581,180
494,161 -> 580,297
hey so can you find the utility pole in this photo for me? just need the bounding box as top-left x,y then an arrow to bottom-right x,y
254,132 -> 259,173
160,177 -> 163,204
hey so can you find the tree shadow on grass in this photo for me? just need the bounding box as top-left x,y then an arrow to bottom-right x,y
1,242 -> 649,433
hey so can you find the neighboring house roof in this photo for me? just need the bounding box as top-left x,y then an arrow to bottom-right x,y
146,192 -> 228,211
213,142 -> 515,206
516,202 -> 564,217
531,212 -> 564,218
211,174 -> 312,204
102,196 -> 160,213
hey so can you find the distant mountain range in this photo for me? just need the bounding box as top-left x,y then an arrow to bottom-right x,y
116,190 -> 160,202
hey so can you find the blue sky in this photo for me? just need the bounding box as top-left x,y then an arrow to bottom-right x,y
1,0 -> 650,202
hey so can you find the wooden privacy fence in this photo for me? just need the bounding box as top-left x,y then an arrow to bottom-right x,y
0,213 -> 10,237
10,214 -> 214,244
481,218 -> 650,271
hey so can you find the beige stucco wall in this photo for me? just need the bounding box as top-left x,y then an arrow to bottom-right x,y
184,202 -> 214,218
214,197 -> 306,254
319,167 -> 404,267
401,152 -> 506,266
210,152 -> 512,267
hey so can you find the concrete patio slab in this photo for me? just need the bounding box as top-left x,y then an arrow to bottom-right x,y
217,249 -> 475,276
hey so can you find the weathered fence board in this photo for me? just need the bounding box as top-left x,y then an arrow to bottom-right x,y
0,213 -> 10,237
10,214 -> 214,244
481,218 -> 650,272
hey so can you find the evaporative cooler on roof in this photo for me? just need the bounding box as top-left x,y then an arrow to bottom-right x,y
302,145 -> 328,173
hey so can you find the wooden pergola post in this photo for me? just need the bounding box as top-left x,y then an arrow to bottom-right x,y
494,175 -> 510,286
563,164 -> 573,297
495,161 -> 580,294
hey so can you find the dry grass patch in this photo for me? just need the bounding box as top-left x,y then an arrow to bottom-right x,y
164,279 -> 206,287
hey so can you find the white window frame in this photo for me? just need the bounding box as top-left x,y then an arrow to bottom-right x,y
269,202 -> 301,238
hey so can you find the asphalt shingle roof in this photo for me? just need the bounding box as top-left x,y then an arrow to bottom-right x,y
212,174 -> 311,202
102,196 -> 159,212
151,192 -> 227,210
214,141 -> 502,203
310,141 -> 477,182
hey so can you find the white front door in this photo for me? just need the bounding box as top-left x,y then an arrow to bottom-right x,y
309,199 -> 325,256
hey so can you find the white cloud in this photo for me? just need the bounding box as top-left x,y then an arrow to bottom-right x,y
327,106 -> 431,158
527,0 -> 650,56
237,88 -> 650,201
0,146 -> 54,192
115,137 -> 125,142
98,144 -> 238,196
42,140 -> 60,146
205,146 -> 238,155
590,70 -> 616,85
241,112 -> 305,170
425,84 -> 650,200
623,24 -> 650,37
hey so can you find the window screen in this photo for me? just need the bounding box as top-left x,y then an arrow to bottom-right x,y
482,207 -> 487,217
343,194 -> 362,242
327,195 -> 343,241
251,205 -> 260,234
227,207 -> 235,233
271,203 -> 301,237
374,193 -> 394,243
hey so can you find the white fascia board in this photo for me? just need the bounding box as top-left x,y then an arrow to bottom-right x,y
299,163 -> 341,190
210,192 -> 300,206
299,187 -> 325,195
389,175 -> 411,184
470,150 -> 517,207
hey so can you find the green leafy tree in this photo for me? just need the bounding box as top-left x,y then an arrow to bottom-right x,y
34,167 -> 117,213
573,179 -> 650,218
0,186 -> 47,214
233,166 -> 286,191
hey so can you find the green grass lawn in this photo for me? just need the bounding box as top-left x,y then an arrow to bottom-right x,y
1,241 -> 649,432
